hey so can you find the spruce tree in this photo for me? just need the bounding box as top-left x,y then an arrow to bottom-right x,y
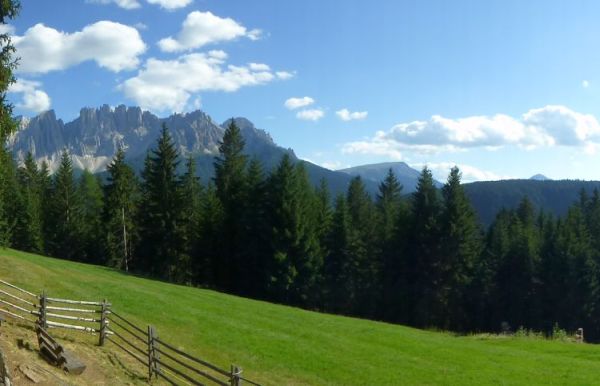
213,119 -> 248,291
48,150 -> 83,260
138,124 -> 186,280
78,170 -> 104,263
439,166 -> 482,330
404,166 -> 442,327
180,156 -> 202,282
15,152 -> 44,252
197,183 -> 224,286
103,148 -> 139,270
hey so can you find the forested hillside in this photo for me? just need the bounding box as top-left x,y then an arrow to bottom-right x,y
3,120 -> 600,342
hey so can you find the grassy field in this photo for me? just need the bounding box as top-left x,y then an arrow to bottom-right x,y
1,248 -> 600,385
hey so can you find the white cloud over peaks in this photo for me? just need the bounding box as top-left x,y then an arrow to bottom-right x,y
158,11 -> 261,52
296,109 -> 324,121
13,21 -> 146,74
120,51 -> 286,112
9,79 -> 51,113
87,0 -> 141,10
413,162 -> 512,183
336,108 -> 368,121
284,96 -> 314,110
146,0 -> 192,9
342,106 -> 600,158
276,71 -> 294,80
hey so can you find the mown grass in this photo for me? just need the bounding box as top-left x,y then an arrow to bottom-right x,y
1,248 -> 600,385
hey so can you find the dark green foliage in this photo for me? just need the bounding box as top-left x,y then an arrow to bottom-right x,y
0,0 -> 19,144
103,148 -> 139,270
265,155 -> 321,306
47,150 -> 83,260
14,153 -> 44,253
213,119 -> 248,291
78,170 -> 104,263
138,124 -> 186,280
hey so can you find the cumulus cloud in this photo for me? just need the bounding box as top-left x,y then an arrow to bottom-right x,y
87,0 -> 141,9
146,0 -> 192,9
296,109 -> 324,121
120,51 -> 288,112
412,162 -> 512,183
13,21 -> 146,74
284,96 -> 314,110
9,79 -> 51,113
158,11 -> 260,52
336,108 -> 368,121
88,0 -> 191,9
276,71 -> 294,80
342,105 -> 600,158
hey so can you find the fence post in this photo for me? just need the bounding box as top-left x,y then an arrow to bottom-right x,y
99,299 -> 108,346
151,326 -> 160,376
230,365 -> 242,386
38,290 -> 47,329
147,325 -> 154,380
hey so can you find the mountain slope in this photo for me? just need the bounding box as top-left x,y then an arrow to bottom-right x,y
339,162 -> 441,193
8,105 -> 374,196
463,179 -> 600,226
2,248 -> 600,385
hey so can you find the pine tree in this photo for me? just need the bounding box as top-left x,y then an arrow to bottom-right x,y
47,150 -> 83,260
345,176 -> 378,316
213,119 -> 248,291
439,166 -> 482,330
403,166 -> 442,327
180,156 -> 202,283
197,183 -> 224,286
14,152 -> 44,252
265,154 -> 321,306
78,170 -> 104,263
0,149 -> 21,247
324,194 -> 352,313
103,148 -> 139,270
0,0 -> 19,144
138,124 -> 186,280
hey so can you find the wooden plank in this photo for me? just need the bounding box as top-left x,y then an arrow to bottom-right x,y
0,280 -> 36,298
46,297 -> 104,306
0,307 -> 35,323
0,288 -> 36,306
47,320 -> 98,333
44,305 -> 99,314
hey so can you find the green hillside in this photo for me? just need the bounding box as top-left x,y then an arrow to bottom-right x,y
1,248 -> 600,385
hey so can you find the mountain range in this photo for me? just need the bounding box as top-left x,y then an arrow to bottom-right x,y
8,105 -> 600,227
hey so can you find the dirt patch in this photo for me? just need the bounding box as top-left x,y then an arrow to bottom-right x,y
0,320 -> 159,385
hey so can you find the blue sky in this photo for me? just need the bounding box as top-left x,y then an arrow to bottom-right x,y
7,0 -> 600,181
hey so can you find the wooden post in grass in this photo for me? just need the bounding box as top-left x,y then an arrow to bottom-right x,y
151,326 -> 160,376
99,299 -> 108,346
147,325 -> 153,380
230,365 -> 242,386
38,291 -> 47,329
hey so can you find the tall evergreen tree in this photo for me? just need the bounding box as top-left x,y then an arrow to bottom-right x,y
47,150 -> 83,260
14,152 -> 44,253
439,166 -> 482,330
213,119 -> 248,291
138,124 -> 186,280
197,183 -> 224,286
179,156 -> 202,283
103,148 -> 139,270
78,170 -> 104,263
403,166 -> 442,327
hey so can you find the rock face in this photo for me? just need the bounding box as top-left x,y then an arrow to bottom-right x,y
8,105 -> 274,173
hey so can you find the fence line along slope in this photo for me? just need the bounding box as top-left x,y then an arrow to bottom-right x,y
3,248 -> 600,385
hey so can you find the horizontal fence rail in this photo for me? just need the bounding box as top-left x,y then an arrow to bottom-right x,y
0,279 -> 261,385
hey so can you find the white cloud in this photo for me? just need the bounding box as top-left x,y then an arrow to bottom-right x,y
134,22 -> 148,30
336,108 -> 368,121
89,0 -> 191,9
412,162 -> 513,183
583,80 -> 590,88
87,0 -> 141,9
120,51 -> 286,112
296,109 -> 324,121
9,79 -> 51,113
284,96 -> 314,110
146,0 -> 192,9
249,63 -> 270,71
0,24 -> 15,35
342,105 -> 600,157
158,11 -> 259,52
13,21 -> 146,74
276,71 -> 294,80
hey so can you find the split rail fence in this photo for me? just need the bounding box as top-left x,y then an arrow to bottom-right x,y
0,279 -> 261,386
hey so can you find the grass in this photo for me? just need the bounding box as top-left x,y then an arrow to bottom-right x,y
1,248 -> 600,385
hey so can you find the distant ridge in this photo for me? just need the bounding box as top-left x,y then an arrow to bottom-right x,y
530,174 -> 551,181
338,162 -> 441,193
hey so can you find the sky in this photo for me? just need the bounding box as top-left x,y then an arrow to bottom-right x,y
6,0 -> 600,182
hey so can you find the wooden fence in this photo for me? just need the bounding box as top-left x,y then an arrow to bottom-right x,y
0,279 -> 261,386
